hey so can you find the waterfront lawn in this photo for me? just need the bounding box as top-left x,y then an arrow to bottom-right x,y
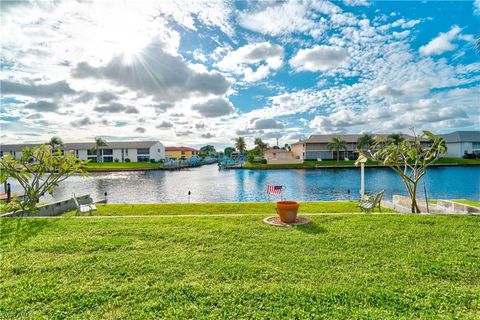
244,157 -> 480,169
1,214 -> 479,319
63,201 -> 395,216
84,162 -> 163,170
453,199 -> 480,207
435,157 -> 480,165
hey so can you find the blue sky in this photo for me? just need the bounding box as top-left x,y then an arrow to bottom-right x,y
1,0 -> 479,148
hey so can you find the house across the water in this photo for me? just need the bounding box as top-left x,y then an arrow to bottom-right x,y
165,146 -> 199,160
0,141 -> 165,162
440,131 -> 480,158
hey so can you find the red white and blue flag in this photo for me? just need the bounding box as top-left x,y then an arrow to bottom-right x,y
267,185 -> 283,194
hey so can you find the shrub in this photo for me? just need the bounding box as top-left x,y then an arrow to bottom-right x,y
125,158 -> 131,162
114,158 -> 119,162
261,159 -> 267,164
150,159 -> 156,163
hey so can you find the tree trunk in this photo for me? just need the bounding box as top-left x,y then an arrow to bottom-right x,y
337,150 -> 339,161
411,182 -> 421,213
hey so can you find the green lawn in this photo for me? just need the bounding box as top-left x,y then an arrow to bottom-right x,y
244,157 -> 480,169
63,201 -> 394,216
1,213 -> 479,319
453,199 -> 480,207
84,162 -> 163,170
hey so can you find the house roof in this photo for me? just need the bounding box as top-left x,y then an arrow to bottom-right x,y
165,146 -> 199,152
440,131 -> 480,143
291,133 -> 414,145
0,141 -> 161,152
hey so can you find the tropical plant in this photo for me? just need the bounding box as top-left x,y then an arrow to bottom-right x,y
387,133 -> 404,145
235,137 -> 246,154
199,145 -> 216,158
0,145 -> 87,214
283,144 -> 291,151
327,137 -> 347,161
224,147 -> 235,158
356,130 -> 446,213
48,136 -> 64,151
90,137 -> 107,163
254,138 -> 268,155
356,134 -> 374,149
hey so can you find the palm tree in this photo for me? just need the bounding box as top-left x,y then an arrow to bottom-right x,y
327,137 -> 347,161
48,136 -> 63,151
387,133 -> 404,145
356,134 -> 374,150
91,137 -> 107,162
254,138 -> 268,155
235,137 -> 246,155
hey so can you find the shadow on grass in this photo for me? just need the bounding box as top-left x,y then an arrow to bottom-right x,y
293,221 -> 327,234
0,218 -> 57,246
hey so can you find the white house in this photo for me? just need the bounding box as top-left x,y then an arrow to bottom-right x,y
0,141 -> 165,162
440,131 -> 480,157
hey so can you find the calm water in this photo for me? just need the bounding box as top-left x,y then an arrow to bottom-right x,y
7,164 -> 480,203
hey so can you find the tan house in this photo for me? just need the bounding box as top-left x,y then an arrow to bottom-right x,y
264,149 -> 303,164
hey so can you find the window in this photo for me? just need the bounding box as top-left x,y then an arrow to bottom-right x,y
137,155 -> 150,162
472,142 -> 480,150
87,149 -> 96,156
75,150 -> 79,157
102,149 -> 113,156
137,148 -> 150,155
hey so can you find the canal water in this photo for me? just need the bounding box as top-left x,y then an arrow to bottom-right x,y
6,164 -> 480,203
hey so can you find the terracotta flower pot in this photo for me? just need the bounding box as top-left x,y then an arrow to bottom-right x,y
276,201 -> 300,223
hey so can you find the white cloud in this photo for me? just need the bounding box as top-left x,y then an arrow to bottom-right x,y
343,0 -> 371,7
72,39 -> 231,103
474,0 -> 480,15
191,97 -> 235,118
237,0 -> 341,37
253,119 -> 284,130
290,45 -> 348,72
216,42 -> 284,82
419,25 -> 464,56
370,80 -> 430,100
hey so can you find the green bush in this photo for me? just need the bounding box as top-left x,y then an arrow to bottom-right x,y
125,158 -> 131,162
150,159 -> 156,163
114,158 -> 119,162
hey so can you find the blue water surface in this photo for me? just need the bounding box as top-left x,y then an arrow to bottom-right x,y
7,164 -> 480,203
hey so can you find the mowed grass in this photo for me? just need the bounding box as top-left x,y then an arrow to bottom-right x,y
63,201 -> 394,216
244,157 -> 480,169
84,162 -> 163,170
453,199 -> 480,207
1,214 -> 479,319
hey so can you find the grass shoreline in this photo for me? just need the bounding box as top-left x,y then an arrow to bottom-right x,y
244,157 -> 480,169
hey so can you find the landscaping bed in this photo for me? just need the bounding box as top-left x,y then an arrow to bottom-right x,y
1,213 -> 479,319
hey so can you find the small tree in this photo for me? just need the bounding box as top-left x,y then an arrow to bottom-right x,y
356,130 -> 446,213
224,147 -> 235,158
254,138 -> 268,155
0,145 -> 87,213
387,133 -> 404,145
356,134 -> 374,149
327,137 -> 347,161
48,136 -> 64,151
90,137 -> 107,163
235,137 -> 246,154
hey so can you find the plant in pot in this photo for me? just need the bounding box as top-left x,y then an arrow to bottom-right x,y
276,201 -> 300,223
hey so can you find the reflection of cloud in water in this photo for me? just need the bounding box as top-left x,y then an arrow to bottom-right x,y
4,165 -> 479,204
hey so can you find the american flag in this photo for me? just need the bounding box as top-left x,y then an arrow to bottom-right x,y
267,185 -> 283,194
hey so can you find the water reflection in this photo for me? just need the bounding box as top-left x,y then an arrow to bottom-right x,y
6,164 -> 480,203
